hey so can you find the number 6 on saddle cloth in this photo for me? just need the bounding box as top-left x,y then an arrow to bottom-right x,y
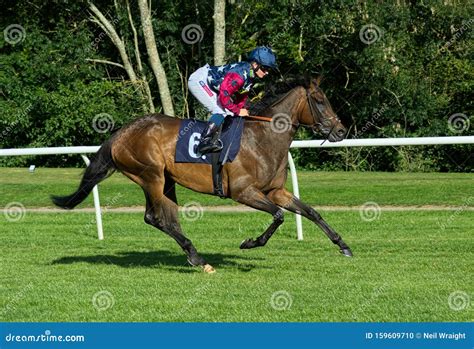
175,116 -> 245,197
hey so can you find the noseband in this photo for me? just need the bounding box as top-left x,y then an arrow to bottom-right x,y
306,88 -> 340,130
306,88 -> 344,144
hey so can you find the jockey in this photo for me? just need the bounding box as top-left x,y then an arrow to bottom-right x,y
188,46 -> 278,154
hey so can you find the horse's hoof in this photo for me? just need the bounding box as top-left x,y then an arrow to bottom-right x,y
240,238 -> 254,249
340,248 -> 353,257
203,264 -> 216,274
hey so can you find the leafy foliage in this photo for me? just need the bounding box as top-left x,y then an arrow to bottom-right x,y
0,0 -> 472,170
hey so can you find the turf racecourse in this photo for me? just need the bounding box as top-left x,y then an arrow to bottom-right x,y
0,168 -> 473,322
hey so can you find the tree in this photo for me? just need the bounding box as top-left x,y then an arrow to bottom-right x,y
88,1 -> 154,113
88,0 -> 175,116
138,0 -> 175,116
213,0 -> 226,65
1,0 -> 471,170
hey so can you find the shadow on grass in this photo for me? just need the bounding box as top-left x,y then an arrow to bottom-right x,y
51,250 -> 267,272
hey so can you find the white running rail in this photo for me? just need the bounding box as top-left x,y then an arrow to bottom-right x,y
1,136 -> 473,240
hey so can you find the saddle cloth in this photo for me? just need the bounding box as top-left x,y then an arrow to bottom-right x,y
175,117 -> 244,164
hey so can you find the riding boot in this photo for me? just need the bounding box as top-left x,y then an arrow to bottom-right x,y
196,122 -> 223,154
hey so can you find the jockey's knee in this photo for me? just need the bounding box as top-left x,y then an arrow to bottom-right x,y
209,113 -> 225,126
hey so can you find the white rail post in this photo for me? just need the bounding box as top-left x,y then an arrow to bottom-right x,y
287,152 -> 304,240
1,136 -> 473,241
81,155 -> 104,240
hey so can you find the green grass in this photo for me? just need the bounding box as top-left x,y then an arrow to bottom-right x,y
0,168 -> 473,208
1,168 -> 473,322
0,210 -> 472,322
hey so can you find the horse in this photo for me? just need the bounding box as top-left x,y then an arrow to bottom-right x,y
52,77 -> 353,273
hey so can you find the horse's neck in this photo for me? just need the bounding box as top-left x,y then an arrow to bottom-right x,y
262,87 -> 303,147
244,88 -> 302,162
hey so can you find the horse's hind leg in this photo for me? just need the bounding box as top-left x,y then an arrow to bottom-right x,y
268,188 -> 353,257
234,187 -> 285,249
143,179 -> 215,273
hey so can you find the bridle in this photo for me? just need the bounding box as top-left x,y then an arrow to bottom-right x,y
245,86 -> 342,139
306,88 -> 340,133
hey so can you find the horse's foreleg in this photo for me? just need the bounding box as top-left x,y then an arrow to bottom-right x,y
143,182 -> 215,273
268,189 -> 353,257
234,188 -> 284,249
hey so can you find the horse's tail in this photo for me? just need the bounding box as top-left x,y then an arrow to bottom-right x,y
51,139 -> 116,209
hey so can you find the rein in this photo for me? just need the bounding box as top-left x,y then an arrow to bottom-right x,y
243,115 -> 273,122
244,114 -> 299,129
245,89 -> 295,123
245,88 -> 339,142
245,89 -> 317,127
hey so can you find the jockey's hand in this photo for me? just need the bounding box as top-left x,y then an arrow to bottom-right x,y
238,108 -> 249,117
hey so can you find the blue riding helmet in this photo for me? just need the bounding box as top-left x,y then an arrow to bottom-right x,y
247,46 -> 278,69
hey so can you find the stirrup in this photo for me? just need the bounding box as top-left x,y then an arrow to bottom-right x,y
197,139 -> 223,154
214,139 -> 223,150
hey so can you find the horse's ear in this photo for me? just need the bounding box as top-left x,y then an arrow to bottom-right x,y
303,72 -> 311,88
312,75 -> 323,87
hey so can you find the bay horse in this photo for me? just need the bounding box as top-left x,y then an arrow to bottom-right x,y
52,77 -> 353,273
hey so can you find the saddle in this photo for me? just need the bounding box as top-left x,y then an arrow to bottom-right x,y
174,117 -> 245,197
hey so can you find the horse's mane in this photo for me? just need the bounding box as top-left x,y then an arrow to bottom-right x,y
248,76 -> 309,116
